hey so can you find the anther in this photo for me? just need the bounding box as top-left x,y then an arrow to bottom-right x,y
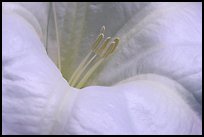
102,38 -> 120,58
91,33 -> 104,52
102,42 -> 115,58
96,37 -> 111,55
110,38 -> 120,54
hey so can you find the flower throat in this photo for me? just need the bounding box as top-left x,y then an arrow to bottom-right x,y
69,26 -> 120,89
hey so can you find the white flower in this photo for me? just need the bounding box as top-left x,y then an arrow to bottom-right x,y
2,2 -> 202,135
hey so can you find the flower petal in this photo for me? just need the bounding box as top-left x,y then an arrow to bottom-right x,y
60,74 -> 201,134
2,5 -> 76,134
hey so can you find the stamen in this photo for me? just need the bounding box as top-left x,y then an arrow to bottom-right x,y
103,38 -> 120,58
91,33 -> 104,52
102,41 -> 115,58
69,26 -> 120,88
95,37 -> 111,55
69,26 -> 105,85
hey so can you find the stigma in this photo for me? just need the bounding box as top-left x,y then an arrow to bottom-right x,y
69,26 -> 120,89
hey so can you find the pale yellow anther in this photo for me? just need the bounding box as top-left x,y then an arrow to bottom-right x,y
102,38 -> 119,58
110,38 -> 120,54
114,37 -> 120,47
91,33 -> 104,52
102,42 -> 115,58
96,37 -> 111,55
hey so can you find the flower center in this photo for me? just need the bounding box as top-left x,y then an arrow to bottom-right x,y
69,26 -> 120,89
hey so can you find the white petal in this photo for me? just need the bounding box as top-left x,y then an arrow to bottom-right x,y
116,74 -> 201,116
2,2 -> 50,43
2,6 -> 76,134
59,75 -> 201,134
